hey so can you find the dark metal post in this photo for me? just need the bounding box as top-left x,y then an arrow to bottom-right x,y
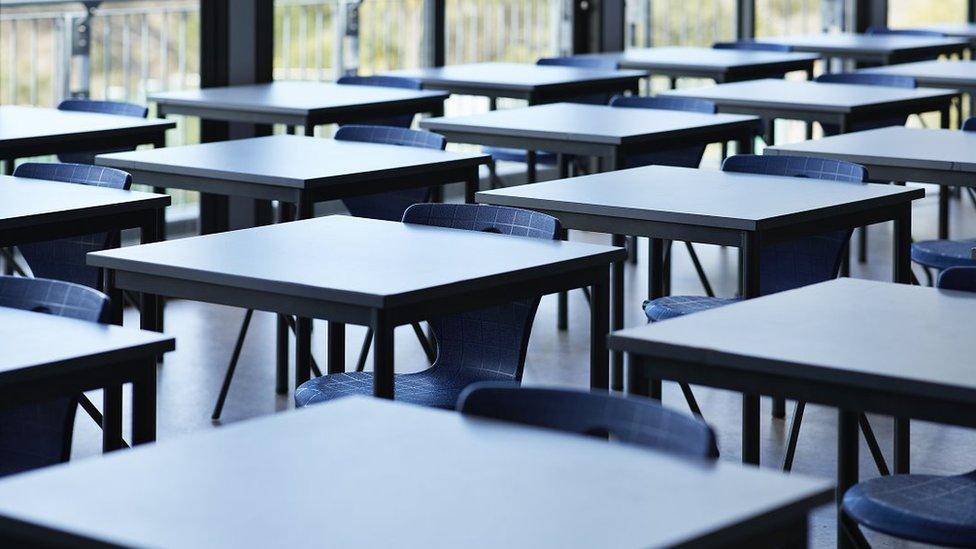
423,0 -> 446,67
737,0 -> 756,40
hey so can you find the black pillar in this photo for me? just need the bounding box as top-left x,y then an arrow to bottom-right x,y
737,0 -> 756,39
424,0 -> 446,67
572,0 -> 625,54
970,0 -> 975,23
852,0 -> 887,33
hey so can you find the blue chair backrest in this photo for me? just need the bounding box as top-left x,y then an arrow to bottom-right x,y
0,275 -> 109,477
610,95 -> 717,169
815,73 -> 916,135
963,117 -> 976,132
536,56 -> 619,105
866,26 -> 946,37
937,266 -> 976,292
56,99 -> 149,164
13,163 -> 132,290
713,41 -> 793,52
336,125 -> 445,222
336,75 -> 423,128
723,155 -> 866,295
403,204 -> 559,382
458,384 -> 719,459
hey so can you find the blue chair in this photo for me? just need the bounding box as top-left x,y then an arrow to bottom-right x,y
713,41 -> 793,52
814,73 -> 917,136
210,125 -> 447,420
866,26 -> 947,37
840,266 -> 976,548
911,118 -> 976,284
0,275 -> 109,477
293,203 -> 560,409
458,383 -> 719,459
56,99 -> 149,165
335,75 -> 424,128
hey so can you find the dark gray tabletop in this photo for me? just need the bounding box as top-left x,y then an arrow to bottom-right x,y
753,33 -> 968,59
609,278 -> 976,405
0,306 -> 173,384
96,134 -> 488,190
88,215 -> 623,309
0,106 -> 174,158
860,60 -> 976,89
766,126 -> 976,173
420,102 -> 758,145
660,78 -> 957,113
0,174 -> 170,233
913,22 -> 976,39
0,396 -> 832,548
384,62 -> 646,93
590,46 -> 818,75
477,165 -> 924,232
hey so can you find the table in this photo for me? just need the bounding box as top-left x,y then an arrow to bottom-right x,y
88,215 -> 624,397
662,79 -> 958,144
477,165 -> 923,391
766,125 -> 976,239
912,22 -> 976,42
0,174 -> 170,324
149,81 -> 449,132
384,62 -> 645,107
860,60 -> 976,117
0,306 -> 173,452
0,105 -> 174,174
609,278 -> 976,549
752,33 -> 968,64
421,102 -> 760,182
0,396 -> 833,548
585,46 -> 818,84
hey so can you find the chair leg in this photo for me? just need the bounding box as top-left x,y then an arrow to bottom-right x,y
839,508 -> 873,549
411,322 -> 437,364
783,401 -> 805,472
78,395 -> 129,449
684,242 -> 714,297
679,383 -> 704,418
966,187 -> 976,210
356,328 -> 373,372
212,308 -> 253,420
922,266 -> 935,287
859,413 -> 890,476
1,248 -> 27,276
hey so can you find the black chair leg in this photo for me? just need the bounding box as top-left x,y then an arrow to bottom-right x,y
679,383 -> 704,418
356,328 -> 373,372
411,322 -> 437,363
859,413 -> 890,476
966,187 -> 976,210
212,308 -> 253,420
783,401 -> 805,472
78,395 -> 129,449
840,509 -> 873,549
684,242 -> 715,297
922,266 -> 935,287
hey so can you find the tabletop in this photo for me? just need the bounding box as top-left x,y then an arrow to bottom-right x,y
753,33 -> 969,54
87,215 -> 624,309
766,126 -> 976,172
589,46 -> 819,71
0,306 -> 174,383
477,165 -> 924,231
420,102 -> 758,145
384,62 -> 646,91
149,81 -> 448,115
96,135 -> 488,189
0,396 -> 833,548
0,174 -> 170,232
609,278 -> 976,403
913,23 -> 976,39
661,79 -> 956,113
0,105 -> 174,148
860,59 -> 976,86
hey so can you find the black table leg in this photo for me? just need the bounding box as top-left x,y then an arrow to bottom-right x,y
741,231 -> 763,463
295,317 -> 312,387
837,409 -> 860,549
132,358 -> 157,445
102,383 -> 123,453
590,267 -> 610,391
327,322 -> 345,374
742,393 -> 760,465
611,234 -> 626,391
372,309 -> 395,398
526,150 -> 537,183
275,202 -> 296,394
939,185 -> 950,240
556,155 -> 570,332
648,238 -> 666,299
625,353 -> 649,397
893,205 -> 912,284
895,418 -> 910,474
141,209 -> 164,332
464,167 -> 478,204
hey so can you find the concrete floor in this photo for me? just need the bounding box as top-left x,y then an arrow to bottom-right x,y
68,178 -> 975,548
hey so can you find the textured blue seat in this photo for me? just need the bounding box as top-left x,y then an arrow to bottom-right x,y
644,295 -> 738,322
0,276 -> 109,477
56,99 -> 149,165
713,41 -> 793,52
294,203 -> 560,409
335,75 -> 423,128
12,163 -> 132,289
814,73 -> 917,136
841,267 -> 976,548
458,383 -> 719,459
866,26 -> 947,37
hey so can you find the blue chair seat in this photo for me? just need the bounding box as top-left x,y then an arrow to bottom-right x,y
643,295 -> 739,322
843,472 -> 976,547
483,147 -> 558,165
911,239 -> 976,271
295,367 -> 513,409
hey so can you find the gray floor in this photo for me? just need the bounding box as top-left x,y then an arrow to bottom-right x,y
68,178 -> 974,548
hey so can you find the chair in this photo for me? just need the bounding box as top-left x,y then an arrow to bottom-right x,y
713,41 -> 793,52
840,266 -> 976,549
211,125 -> 447,420
866,26 -> 947,37
814,73 -> 917,136
0,275 -> 109,477
292,203 -> 559,409
56,99 -> 149,165
910,118 -> 976,284
335,75 -> 424,128
458,383 -> 719,459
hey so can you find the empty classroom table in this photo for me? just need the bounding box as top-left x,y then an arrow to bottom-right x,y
0,396 -> 833,548
384,62 -> 645,107
586,46 -> 818,84
752,33 -> 968,64
0,105 -> 174,174
0,306 -> 173,452
912,22 -> 976,42
421,103 -> 760,182
662,79 -> 958,143
609,278 -> 976,549
149,81 -> 449,133
860,60 -> 976,117
766,126 -> 976,239
88,216 -> 624,397
0,174 -> 169,324
477,165 -> 923,390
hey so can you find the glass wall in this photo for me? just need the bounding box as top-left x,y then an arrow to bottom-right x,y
888,0 -> 967,26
